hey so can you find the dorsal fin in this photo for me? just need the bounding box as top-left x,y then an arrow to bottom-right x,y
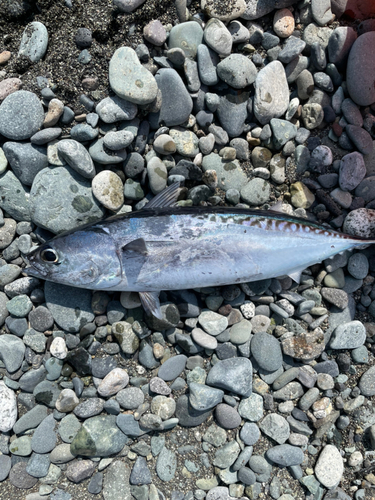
144,182 -> 181,209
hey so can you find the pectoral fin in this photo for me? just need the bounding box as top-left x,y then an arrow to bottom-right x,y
122,238 -> 148,256
288,268 -> 304,284
139,291 -> 163,319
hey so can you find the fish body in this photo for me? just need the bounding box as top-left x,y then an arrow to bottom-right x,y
25,183 -> 374,317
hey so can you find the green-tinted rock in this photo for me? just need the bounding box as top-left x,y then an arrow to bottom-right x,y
70,415 -> 128,457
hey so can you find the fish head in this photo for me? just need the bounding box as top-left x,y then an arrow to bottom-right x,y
25,226 -> 123,289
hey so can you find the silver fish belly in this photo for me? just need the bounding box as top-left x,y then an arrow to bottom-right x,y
25,183 -> 375,318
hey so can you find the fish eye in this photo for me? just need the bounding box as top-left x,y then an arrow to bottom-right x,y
40,247 -> 59,263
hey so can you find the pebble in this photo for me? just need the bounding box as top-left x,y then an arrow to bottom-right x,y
259,413 -> 290,444
31,414 -> 57,453
96,96 -> 137,123
315,444 -> 344,489
0,90 -> 44,140
30,165 -> 105,233
97,368 -> 129,397
250,332 -> 283,371
206,357 -> 252,397
215,403 -> 241,429
0,381 -> 17,432
339,152 -> 366,191
56,139 -> 95,179
155,447 -> 177,482
154,69 -> 193,126
266,444 -> 304,467
168,21 -> 203,59
0,334 -> 25,373
347,32 -> 375,106
253,61 -> 289,125
217,54 -> 257,89
273,9 -> 294,38
3,142 -> 48,186
92,171 -> 124,211
204,18 -> 232,57
158,354 -> 187,381
70,415 -> 128,457
9,462 -> 38,489
359,365 -> 375,396
345,125 -> 373,155
18,22 -> 48,62
109,47 -> 158,105
240,178 -> 270,205
189,383 -> 224,411
143,20 -> 166,46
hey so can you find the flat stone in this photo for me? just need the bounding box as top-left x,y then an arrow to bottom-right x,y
266,444 -> 304,466
154,68 -> 193,127
215,403 -> 241,429
18,21 -> 48,62
359,365 -> 375,396
9,462 -> 38,489
116,414 -> 141,438
33,380 -> 61,408
0,381 -> 17,432
26,452 -> 51,478
339,152 -> 366,191
0,455 -> 11,481
70,415 -> 129,457
202,153 -> 248,192
98,368 -> 129,397
168,21 -> 204,59
206,357 -> 252,397
0,90 -> 44,140
259,413 -> 290,444
315,444 -> 343,489
66,460 -> 96,483
56,139 -> 95,179
250,332 -> 283,371
30,165 -> 105,234
0,170 -> 31,221
31,414 -> 57,453
329,321 -> 366,349
240,178 -> 270,205
281,329 -> 325,360
109,47 -> 158,105
0,334 -> 25,373
189,382 -> 224,411
175,394 -> 212,427
45,282 -> 95,333
217,54 -> 257,89
347,32 -> 375,106
156,447 -> 177,481
3,142 -> 48,186
204,18 -> 232,57
254,61 -> 289,125
102,460 -> 132,500
158,354 -> 187,381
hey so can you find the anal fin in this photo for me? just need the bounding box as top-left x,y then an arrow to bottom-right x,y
139,291 -> 163,319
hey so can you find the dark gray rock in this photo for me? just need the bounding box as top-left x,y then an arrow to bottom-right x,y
3,142 -> 48,186
206,357 -> 252,397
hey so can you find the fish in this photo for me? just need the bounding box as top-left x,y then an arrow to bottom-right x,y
25,182 -> 375,319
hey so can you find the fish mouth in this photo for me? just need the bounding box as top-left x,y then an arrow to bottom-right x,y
23,256 -> 49,279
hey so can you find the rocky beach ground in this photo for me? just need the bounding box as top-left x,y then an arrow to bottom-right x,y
1,0 -> 375,499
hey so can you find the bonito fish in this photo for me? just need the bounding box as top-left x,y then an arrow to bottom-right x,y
25,183 -> 375,318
